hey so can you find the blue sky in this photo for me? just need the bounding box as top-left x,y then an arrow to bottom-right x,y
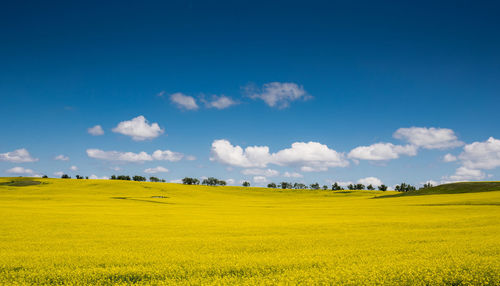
1,0 -> 499,188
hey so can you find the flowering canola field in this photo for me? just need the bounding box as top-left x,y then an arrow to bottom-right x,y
0,178 -> 499,285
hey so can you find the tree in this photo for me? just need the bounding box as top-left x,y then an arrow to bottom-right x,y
331,182 -> 343,191
85,176 -> 88,179
395,183 -> 416,192
42,175 -> 48,178
61,174 -> 70,179
378,184 -> 388,191
310,183 -> 320,190
366,184 -> 375,190
117,175 -> 131,180
149,176 -> 160,182
182,177 -> 200,185
242,181 -> 250,187
322,185 -> 329,190
421,182 -> 433,189
76,175 -> 83,179
110,175 -> 117,180
293,183 -> 306,189
347,184 -> 355,190
201,177 -> 225,186
279,182 -> 292,189
132,175 -> 146,182
354,184 -> 365,190
267,182 -> 277,188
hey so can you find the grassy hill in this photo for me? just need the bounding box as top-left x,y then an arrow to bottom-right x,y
381,181 -> 500,198
0,177 -> 499,285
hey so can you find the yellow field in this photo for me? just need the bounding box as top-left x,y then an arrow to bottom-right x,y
0,178 -> 499,285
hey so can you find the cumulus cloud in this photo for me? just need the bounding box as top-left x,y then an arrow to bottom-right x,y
112,116 -> 164,141
204,95 -> 237,109
170,179 -> 183,184
442,167 -> 486,183
210,140 -> 271,168
70,165 -> 78,171
87,149 -> 153,163
144,166 -> 169,174
443,153 -> 457,162
87,148 -> 186,163
393,127 -> 463,149
357,177 -> 383,187
152,150 -> 184,162
54,154 -> 69,161
186,155 -> 197,161
226,178 -> 235,185
283,171 -> 303,178
170,92 -> 199,110
87,125 -> 104,136
0,148 -> 38,163
210,140 -> 348,172
241,168 -> 280,177
246,82 -> 311,108
54,171 -> 64,177
458,137 -> 500,170
348,143 -> 417,161
253,176 -> 268,184
273,142 -> 349,171
89,174 -> 109,180
6,166 -> 36,175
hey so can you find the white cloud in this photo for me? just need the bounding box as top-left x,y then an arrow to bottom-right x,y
110,166 -> 121,171
458,137 -> 500,170
170,179 -> 183,183
442,166 -> 486,183
186,155 -> 197,161
210,140 -> 348,172
393,127 -> 463,149
170,92 -> 199,110
283,171 -> 303,178
54,154 -> 69,161
210,139 -> 271,168
443,153 -> 457,162
0,148 -> 38,163
205,95 -> 237,109
357,177 -> 383,187
144,166 -> 169,174
226,178 -> 235,185
87,125 -> 104,136
152,150 -> 184,162
112,115 -> 164,141
272,142 -> 349,171
86,149 -> 153,163
348,143 -> 417,161
70,165 -> 78,171
87,148 -> 186,163
54,171 -> 64,177
246,82 -> 311,108
253,176 -> 268,184
241,168 -> 280,177
6,166 -> 36,175
89,174 -> 109,180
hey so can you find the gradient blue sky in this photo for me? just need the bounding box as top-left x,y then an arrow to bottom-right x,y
1,0 -> 499,187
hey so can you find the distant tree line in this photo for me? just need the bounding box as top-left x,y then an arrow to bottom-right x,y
50,173 -> 428,192
110,175 -> 165,182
